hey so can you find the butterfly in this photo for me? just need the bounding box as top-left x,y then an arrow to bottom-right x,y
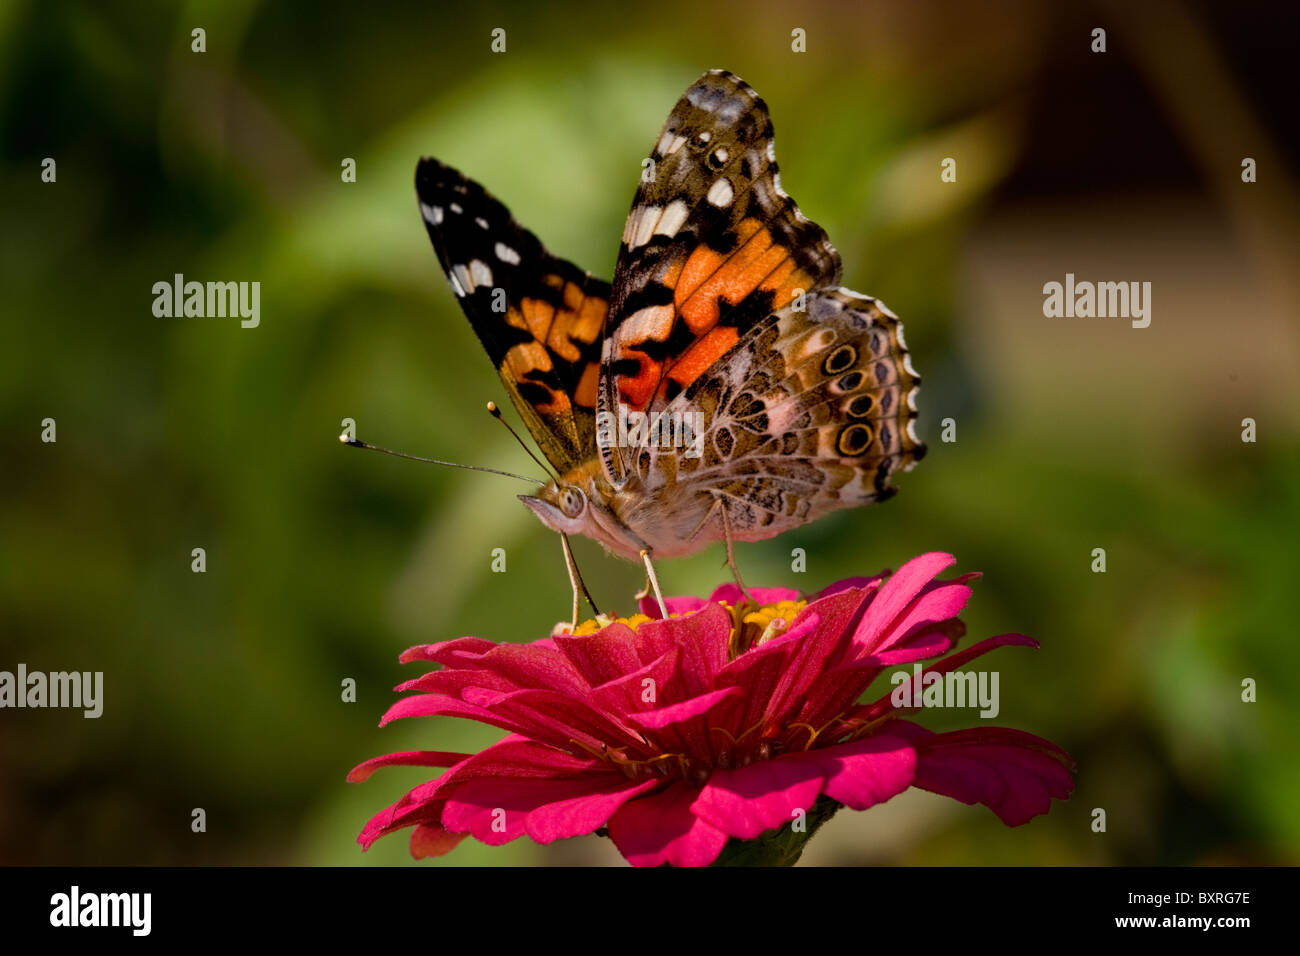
414,69 -> 924,623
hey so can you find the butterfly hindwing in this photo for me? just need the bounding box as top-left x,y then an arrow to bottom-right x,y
599,70 -> 843,482
626,287 -> 925,544
416,158 -> 609,473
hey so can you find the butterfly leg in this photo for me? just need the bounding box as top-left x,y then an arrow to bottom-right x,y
639,549 -> 668,619
719,502 -> 753,603
561,532 -> 600,629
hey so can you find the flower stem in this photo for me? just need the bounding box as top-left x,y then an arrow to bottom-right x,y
708,796 -> 842,867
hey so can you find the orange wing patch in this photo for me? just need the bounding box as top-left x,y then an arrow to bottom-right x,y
666,325 -> 739,393
574,360 -> 600,410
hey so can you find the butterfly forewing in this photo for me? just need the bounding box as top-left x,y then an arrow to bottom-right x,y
598,70 -> 847,484
416,158 -> 610,474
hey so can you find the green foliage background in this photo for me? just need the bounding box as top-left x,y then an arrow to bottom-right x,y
1,0 -> 1296,865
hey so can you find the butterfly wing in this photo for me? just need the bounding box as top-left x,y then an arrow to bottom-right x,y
599,70 -> 841,483
623,288 -> 925,551
416,158 -> 609,474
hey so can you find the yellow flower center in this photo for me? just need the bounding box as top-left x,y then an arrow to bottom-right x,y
564,597 -> 807,657
742,600 -> 807,638
568,612 -> 665,636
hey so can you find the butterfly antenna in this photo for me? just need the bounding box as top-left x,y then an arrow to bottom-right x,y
339,434 -> 544,485
486,401 -> 558,482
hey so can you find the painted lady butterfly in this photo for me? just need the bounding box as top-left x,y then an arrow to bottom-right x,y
415,69 -> 924,619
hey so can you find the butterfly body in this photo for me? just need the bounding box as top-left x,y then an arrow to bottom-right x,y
417,70 -> 924,572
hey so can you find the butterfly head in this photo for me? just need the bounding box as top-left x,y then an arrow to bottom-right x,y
518,465 -> 646,560
519,481 -> 589,532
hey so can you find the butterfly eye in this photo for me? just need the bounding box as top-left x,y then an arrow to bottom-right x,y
559,486 -> 586,518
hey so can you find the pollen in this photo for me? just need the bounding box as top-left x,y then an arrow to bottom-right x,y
570,612 -> 669,636
565,598 -> 807,648
743,600 -> 807,639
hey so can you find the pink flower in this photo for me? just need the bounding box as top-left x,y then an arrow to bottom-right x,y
350,552 -> 1074,866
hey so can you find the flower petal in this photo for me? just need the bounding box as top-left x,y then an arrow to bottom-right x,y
812,735 -> 917,810
525,778 -> 660,844
608,783 -> 729,867
399,636 -> 496,666
857,625 -> 957,666
632,601 -> 731,697
817,575 -> 885,599
629,686 -> 740,730
763,589 -> 870,719
358,794 -> 445,850
443,773 -> 651,846
893,721 -> 1074,825
410,824 -> 467,859
347,750 -> 471,783
475,643 -> 592,696
552,623 -> 643,685
485,687 -> 647,750
713,611 -> 825,735
861,582 -> 971,659
587,646 -> 684,715
355,738 -> 544,850
691,757 -> 827,840
628,686 -> 741,766
852,552 -> 956,654
707,583 -> 802,607
638,593 -> 710,620
430,739 -> 610,845
397,667 -> 518,696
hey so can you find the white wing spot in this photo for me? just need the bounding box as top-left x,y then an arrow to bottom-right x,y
494,242 -> 521,265
631,204 -> 663,248
449,270 -> 467,297
420,202 -> 444,225
475,217 -> 489,230
449,202 -> 463,214
712,147 -> 729,164
766,140 -> 776,163
654,199 -> 690,237
707,178 -> 734,207
622,305 -> 674,341
469,259 -> 493,288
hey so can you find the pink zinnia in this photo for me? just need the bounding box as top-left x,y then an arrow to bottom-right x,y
351,552 -> 1074,866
